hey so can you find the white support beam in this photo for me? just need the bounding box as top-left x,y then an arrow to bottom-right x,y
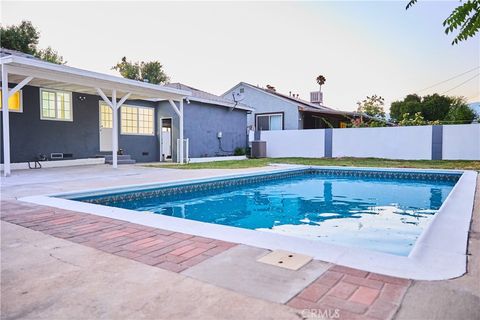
111,90 -> 118,168
8,76 -> 33,98
117,92 -> 131,108
96,88 -> 113,108
2,65 -> 10,176
168,99 -> 181,117
179,99 -> 184,164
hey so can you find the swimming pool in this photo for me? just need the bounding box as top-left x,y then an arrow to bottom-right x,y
72,168 -> 459,256
21,166 -> 477,279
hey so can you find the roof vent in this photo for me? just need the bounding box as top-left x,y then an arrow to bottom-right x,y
266,85 -> 276,92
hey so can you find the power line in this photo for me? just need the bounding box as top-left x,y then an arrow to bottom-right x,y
415,66 -> 480,93
441,73 -> 480,95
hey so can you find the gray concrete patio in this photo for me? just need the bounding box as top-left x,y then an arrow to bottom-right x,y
1,164 -> 479,320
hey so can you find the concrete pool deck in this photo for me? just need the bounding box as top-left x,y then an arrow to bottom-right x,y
1,164 -> 479,319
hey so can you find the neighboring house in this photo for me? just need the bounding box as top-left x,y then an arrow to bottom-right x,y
468,102 -> 480,118
159,83 -> 252,160
0,49 -> 250,172
222,82 -> 362,130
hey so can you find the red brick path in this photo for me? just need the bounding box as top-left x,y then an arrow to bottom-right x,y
0,201 -> 236,273
287,265 -> 411,320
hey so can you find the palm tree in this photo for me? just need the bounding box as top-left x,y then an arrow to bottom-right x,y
316,75 -> 326,92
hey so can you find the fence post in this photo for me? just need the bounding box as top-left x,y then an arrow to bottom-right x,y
324,128 -> 333,158
431,125 -> 443,160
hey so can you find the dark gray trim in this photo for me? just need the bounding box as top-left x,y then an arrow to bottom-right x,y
324,128 -> 333,158
431,125 -> 443,160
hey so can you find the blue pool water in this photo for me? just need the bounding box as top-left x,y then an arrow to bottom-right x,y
75,169 -> 459,256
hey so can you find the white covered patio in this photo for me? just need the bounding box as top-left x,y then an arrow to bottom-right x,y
0,54 -> 191,177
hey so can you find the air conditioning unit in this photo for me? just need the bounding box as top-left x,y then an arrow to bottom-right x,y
310,91 -> 323,104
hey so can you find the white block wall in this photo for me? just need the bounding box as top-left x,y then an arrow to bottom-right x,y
443,124 -> 480,160
332,126 -> 433,160
261,129 -> 325,158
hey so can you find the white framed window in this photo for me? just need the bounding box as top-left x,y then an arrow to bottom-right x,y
0,89 -> 23,113
255,113 -> 283,131
121,105 -> 154,136
40,88 -> 72,121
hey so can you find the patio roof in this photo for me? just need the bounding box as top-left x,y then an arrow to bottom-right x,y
1,53 -> 191,176
0,54 -> 191,101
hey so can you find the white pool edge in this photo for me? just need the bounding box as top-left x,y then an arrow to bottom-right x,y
18,166 -> 477,281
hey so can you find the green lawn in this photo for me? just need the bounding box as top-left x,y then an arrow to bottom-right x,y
144,157 -> 480,171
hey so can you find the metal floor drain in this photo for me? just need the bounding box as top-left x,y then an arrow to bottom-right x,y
257,250 -> 312,270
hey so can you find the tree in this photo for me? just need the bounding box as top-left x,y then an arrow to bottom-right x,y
406,0 -> 480,45
112,57 -> 169,84
316,75 -> 326,91
390,93 -> 475,125
398,112 -> 428,126
36,46 -> 65,64
0,21 -> 39,55
444,97 -> 476,124
0,20 -> 65,64
419,94 -> 451,121
356,95 -> 386,119
390,94 -> 422,121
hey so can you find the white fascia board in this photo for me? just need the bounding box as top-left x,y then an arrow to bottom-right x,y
1,56 -> 191,99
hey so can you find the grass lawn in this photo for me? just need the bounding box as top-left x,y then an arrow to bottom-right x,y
144,157 -> 480,171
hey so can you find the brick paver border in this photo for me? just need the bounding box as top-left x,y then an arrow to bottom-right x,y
1,200 -> 412,319
0,201 -> 236,273
287,265 -> 411,320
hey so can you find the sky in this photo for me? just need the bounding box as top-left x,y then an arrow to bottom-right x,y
1,1 -> 479,112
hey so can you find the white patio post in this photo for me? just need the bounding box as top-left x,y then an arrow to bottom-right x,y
168,99 -> 184,163
179,98 -> 184,164
96,88 -> 130,169
111,89 -> 118,168
1,65 -> 10,177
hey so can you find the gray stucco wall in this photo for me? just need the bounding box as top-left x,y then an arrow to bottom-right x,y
222,84 -> 301,130
0,85 -> 158,163
157,100 -> 248,160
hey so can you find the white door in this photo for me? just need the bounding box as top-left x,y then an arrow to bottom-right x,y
99,103 -> 113,151
160,118 -> 172,161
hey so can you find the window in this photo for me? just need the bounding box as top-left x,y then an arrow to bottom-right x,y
0,90 -> 23,112
100,103 -> 113,128
256,113 -> 283,130
40,89 -> 72,121
121,105 -> 154,135
239,87 -> 244,93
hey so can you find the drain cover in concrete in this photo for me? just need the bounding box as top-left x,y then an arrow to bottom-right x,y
182,245 -> 330,303
257,250 -> 312,270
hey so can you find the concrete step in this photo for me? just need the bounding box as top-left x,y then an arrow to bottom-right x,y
102,154 -> 132,161
105,159 -> 136,165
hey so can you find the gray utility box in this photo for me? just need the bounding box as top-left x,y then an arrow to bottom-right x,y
251,140 -> 267,158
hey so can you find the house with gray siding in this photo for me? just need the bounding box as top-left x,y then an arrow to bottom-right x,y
222,82 -> 362,131
159,83 -> 252,160
0,49 -> 251,172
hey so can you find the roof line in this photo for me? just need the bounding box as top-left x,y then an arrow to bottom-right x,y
1,55 -> 191,97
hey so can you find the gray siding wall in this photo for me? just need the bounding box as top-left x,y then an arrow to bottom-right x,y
157,100 -> 247,160
0,85 -> 158,163
117,100 -> 159,163
222,85 -> 301,130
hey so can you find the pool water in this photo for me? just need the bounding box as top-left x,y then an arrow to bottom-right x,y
77,170 -> 458,256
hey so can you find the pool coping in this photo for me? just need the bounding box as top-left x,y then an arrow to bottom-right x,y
19,165 -> 477,280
